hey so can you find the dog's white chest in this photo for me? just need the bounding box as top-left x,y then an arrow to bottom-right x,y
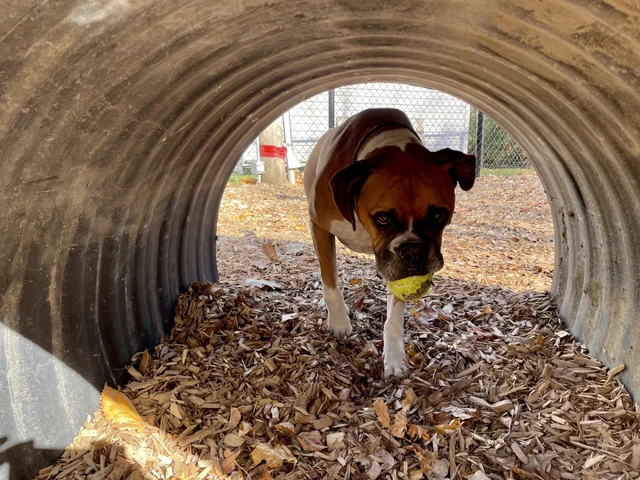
329,218 -> 374,254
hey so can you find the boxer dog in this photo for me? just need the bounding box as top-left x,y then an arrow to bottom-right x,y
303,108 -> 476,377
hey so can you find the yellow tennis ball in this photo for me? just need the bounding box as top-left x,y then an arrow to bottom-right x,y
387,274 -> 433,301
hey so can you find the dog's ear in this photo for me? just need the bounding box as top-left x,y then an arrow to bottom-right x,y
330,161 -> 373,230
434,148 -> 477,191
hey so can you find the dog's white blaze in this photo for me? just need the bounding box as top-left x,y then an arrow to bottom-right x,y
358,129 -> 421,161
387,217 -> 419,253
329,218 -> 374,254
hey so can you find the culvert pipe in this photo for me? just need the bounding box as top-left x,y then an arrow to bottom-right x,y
1,0 -> 640,477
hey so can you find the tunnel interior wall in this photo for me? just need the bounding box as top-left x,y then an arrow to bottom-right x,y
1,0 -> 640,477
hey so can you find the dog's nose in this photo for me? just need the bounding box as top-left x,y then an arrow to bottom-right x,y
398,242 -> 427,267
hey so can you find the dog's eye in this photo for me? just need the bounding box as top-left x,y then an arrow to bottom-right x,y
374,212 -> 392,227
429,208 -> 449,225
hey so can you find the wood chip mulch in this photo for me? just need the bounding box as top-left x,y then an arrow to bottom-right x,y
217,174 -> 555,293
36,276 -> 640,480
35,173 -> 640,479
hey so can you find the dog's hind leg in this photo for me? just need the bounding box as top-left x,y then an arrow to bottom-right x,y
310,221 -> 352,337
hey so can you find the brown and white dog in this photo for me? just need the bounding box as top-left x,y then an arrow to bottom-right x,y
303,108 -> 476,377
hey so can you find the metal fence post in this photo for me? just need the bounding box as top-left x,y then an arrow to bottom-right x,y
328,89 -> 335,129
475,111 -> 484,177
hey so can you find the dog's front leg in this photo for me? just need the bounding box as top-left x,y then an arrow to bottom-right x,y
310,221 -> 352,337
384,289 -> 408,377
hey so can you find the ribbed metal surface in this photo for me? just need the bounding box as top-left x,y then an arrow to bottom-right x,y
1,0 -> 640,476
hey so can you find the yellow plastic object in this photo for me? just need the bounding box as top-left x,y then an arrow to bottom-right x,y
387,274 -> 433,301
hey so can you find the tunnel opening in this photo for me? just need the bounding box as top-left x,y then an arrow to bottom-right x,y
217,83 -> 555,296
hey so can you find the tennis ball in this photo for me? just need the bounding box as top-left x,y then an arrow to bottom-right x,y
387,274 -> 433,301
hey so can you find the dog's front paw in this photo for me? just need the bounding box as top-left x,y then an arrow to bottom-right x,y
384,350 -> 409,378
328,312 -> 352,337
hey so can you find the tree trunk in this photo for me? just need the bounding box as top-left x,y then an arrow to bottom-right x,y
260,118 -> 287,184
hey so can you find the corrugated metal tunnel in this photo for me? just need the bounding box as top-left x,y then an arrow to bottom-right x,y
1,0 -> 639,476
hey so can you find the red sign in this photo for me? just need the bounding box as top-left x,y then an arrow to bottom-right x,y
260,144 -> 287,158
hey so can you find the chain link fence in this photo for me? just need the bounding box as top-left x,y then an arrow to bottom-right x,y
237,83 -> 528,174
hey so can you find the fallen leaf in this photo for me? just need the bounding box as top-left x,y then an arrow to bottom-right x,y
367,459 -> 383,480
434,418 -> 461,435
274,422 -> 296,438
100,385 -> 148,431
224,433 -> 246,447
440,405 -> 479,420
429,459 -> 449,479
401,387 -> 417,408
408,424 -> 431,441
244,278 -> 282,290
373,398 -> 391,429
390,407 -> 408,438
251,443 -> 296,468
238,421 -> 254,436
297,431 -> 325,452
221,449 -> 239,475
326,432 -> 346,452
417,309 -> 438,325
410,445 -> 438,473
352,296 -> 365,310
261,242 -> 279,262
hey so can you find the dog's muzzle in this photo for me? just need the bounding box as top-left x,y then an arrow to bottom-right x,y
376,240 -> 443,281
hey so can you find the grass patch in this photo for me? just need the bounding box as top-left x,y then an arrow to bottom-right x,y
228,174 -> 258,184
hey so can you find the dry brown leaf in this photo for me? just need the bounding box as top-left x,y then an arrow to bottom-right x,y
401,387 -> 417,408
390,407 -> 408,438
434,418 -> 461,435
407,424 -> 431,441
297,431 -> 325,452
238,421 -> 254,437
313,416 -> 333,430
261,242 -> 279,262
221,449 -> 240,475
367,459 -> 383,480
373,398 -> 391,429
410,445 -> 439,473
326,432 -> 346,452
99,385 -> 148,431
251,443 -> 296,468
224,433 -> 246,447
440,405 -> 479,420
274,422 -> 296,438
